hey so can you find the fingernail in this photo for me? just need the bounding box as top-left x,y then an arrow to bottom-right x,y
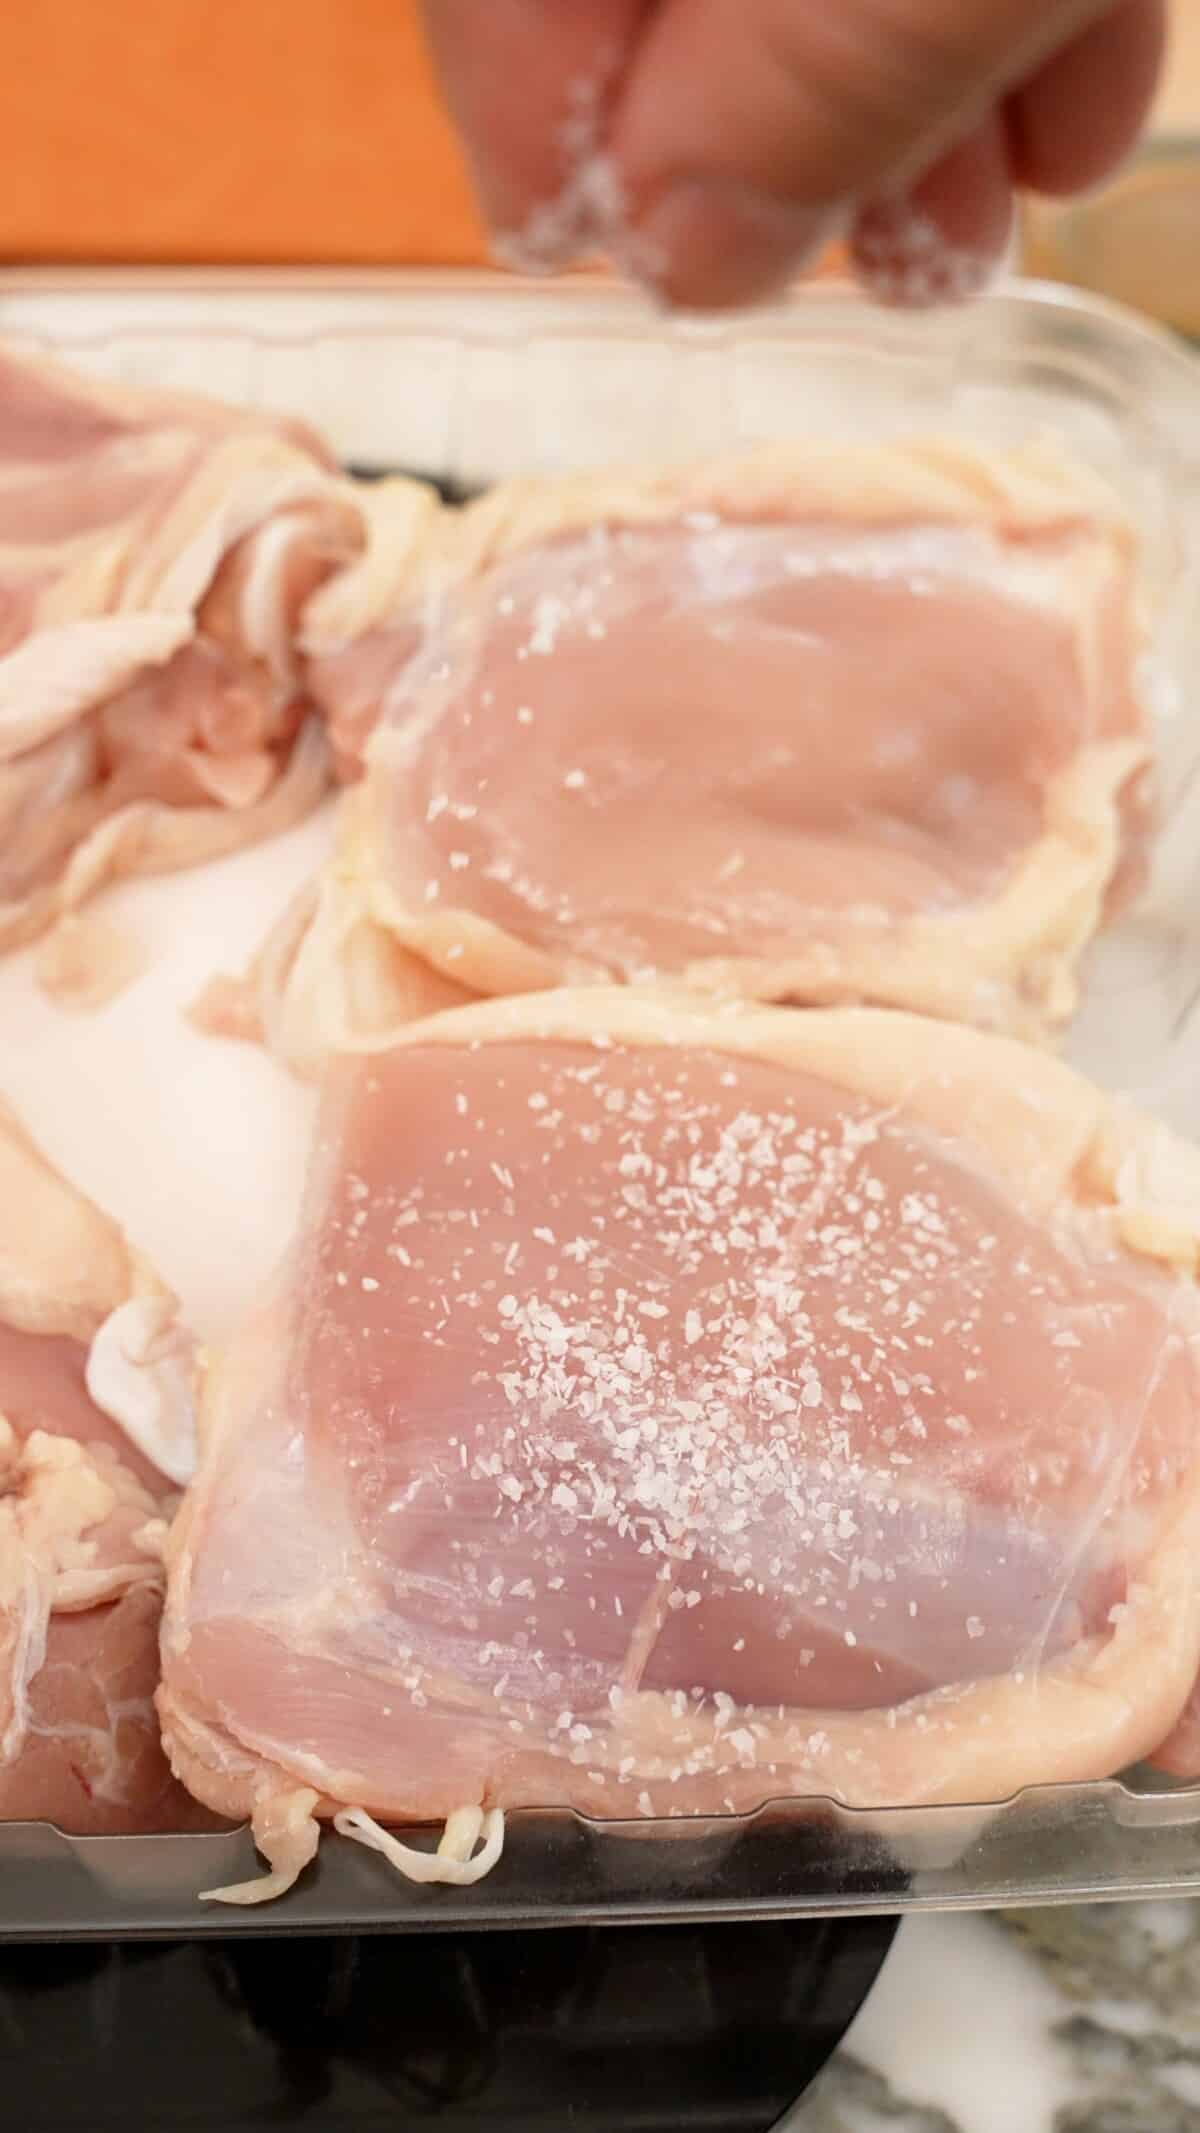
488,57 -> 629,280
631,178 -> 836,311
491,151 -> 623,278
850,198 -> 998,310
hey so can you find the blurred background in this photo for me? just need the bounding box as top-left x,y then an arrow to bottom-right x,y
1023,0 -> 1200,334
0,0 -> 1195,326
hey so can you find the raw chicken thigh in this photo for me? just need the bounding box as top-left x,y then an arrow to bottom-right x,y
159,992 -> 1200,1901
258,440 -> 1150,1069
0,341 -> 363,980
0,1098 -> 209,1832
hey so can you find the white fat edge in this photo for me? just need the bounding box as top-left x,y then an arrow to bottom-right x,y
0,1555 -> 49,1765
239,511 -> 312,682
52,1558 -> 162,1609
85,1296 -> 198,1487
0,614 -> 193,763
139,465 -> 336,619
333,1804 -> 506,1887
201,1786 -> 321,1906
255,874 -> 352,1075
1110,1105 -> 1200,1231
132,1518 -> 170,1563
678,522 -> 1085,619
200,1861 -> 312,1907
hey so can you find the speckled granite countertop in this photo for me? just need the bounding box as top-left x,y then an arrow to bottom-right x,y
785,1903 -> 1200,2132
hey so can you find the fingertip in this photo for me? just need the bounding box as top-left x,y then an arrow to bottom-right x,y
851,122 -> 1013,310
419,0 -> 649,264
1007,0 -> 1166,197
851,200 -> 1001,310
630,180 -> 837,310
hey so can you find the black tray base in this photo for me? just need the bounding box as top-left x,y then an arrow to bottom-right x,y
0,1914 -> 898,2132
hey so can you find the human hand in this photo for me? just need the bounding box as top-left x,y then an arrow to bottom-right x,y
421,0 -> 1165,309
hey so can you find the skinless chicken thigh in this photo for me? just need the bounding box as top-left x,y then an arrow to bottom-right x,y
249,440 -> 1151,1072
158,994 -> 1200,1903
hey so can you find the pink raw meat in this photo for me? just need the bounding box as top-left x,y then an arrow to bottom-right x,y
0,1326 -> 209,1832
0,340 -> 362,960
380,523 -> 1136,968
0,1099 -> 214,1833
209,443 -> 1152,1070
159,997 -> 1200,1899
274,442 -> 1150,1066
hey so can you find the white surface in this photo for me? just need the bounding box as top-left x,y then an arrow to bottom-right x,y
0,811 -> 328,1341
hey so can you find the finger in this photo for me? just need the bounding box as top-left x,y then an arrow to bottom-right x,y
419,0 -> 649,262
612,0 -> 1120,305
626,181 -> 836,310
851,116 -> 1014,309
615,0 -> 1117,204
851,1 -> 1162,315
1006,0 -> 1166,196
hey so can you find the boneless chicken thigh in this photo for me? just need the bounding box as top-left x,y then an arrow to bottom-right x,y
0,341 -> 365,981
159,993 -> 1200,1901
0,1098 -> 208,1831
261,440 -> 1150,1069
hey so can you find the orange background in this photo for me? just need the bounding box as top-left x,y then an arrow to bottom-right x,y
0,0 -> 1194,266
0,0 -> 486,264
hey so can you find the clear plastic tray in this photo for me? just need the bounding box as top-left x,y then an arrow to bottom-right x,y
3,268 -> 1200,1935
